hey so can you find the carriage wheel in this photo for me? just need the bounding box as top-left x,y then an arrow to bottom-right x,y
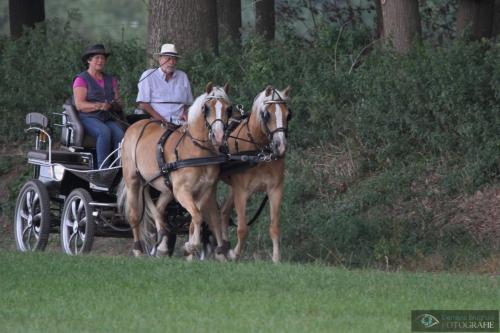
60,188 -> 95,255
14,180 -> 51,252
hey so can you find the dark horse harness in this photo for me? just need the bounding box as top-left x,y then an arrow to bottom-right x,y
132,89 -> 291,233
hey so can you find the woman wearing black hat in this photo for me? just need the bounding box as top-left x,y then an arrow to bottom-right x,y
73,44 -> 124,169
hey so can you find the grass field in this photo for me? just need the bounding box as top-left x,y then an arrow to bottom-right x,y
0,251 -> 498,333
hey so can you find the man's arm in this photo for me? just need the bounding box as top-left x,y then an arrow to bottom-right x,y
137,102 -> 164,121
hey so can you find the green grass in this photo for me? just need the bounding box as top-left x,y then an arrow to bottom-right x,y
0,251 -> 498,333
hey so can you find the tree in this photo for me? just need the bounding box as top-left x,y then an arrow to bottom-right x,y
375,0 -> 384,39
147,0 -> 218,63
255,0 -> 275,41
9,0 -> 45,39
217,0 -> 241,44
494,0 -> 500,36
380,0 -> 421,54
457,0 -> 496,39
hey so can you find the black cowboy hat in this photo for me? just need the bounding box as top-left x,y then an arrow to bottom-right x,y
81,44 -> 111,64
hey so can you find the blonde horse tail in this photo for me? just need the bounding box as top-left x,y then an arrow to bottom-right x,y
116,178 -> 128,220
139,184 -> 158,254
117,177 -> 155,254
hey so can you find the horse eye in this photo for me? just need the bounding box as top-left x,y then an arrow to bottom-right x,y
227,106 -> 233,117
204,104 -> 210,115
261,110 -> 270,122
287,109 -> 292,121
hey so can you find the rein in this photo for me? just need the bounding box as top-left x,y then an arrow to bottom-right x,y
150,93 -> 230,188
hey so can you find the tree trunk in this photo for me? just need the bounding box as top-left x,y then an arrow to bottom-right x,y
375,0 -> 384,39
380,0 -> 421,54
494,0 -> 500,36
457,0 -> 495,39
148,0 -> 218,64
9,0 -> 45,39
255,0 -> 275,41
217,0 -> 241,44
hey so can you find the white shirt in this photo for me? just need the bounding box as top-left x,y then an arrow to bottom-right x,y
136,68 -> 193,123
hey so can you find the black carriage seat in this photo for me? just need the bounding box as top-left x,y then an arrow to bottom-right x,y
25,112 -> 93,168
61,98 -> 96,149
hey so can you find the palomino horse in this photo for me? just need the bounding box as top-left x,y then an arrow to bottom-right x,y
220,85 -> 291,263
120,83 -> 232,258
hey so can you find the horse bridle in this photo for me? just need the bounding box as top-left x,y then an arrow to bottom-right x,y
201,94 -> 233,142
259,90 -> 292,142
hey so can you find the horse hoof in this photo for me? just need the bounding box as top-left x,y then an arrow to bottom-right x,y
184,242 -> 199,255
132,249 -> 144,258
215,252 -> 228,262
228,249 -> 237,261
156,249 -> 169,257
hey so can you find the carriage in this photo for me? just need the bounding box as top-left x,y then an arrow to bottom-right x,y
13,101 -> 196,256
13,85 -> 291,261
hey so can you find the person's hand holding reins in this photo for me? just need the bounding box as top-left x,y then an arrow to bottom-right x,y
94,102 -> 112,111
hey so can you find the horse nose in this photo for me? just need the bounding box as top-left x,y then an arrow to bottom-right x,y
212,123 -> 224,145
273,138 -> 286,157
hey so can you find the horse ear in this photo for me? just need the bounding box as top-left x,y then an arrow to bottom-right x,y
265,85 -> 273,97
205,82 -> 213,94
282,86 -> 291,98
223,82 -> 230,94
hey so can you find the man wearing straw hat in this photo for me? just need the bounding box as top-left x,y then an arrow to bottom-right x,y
136,43 -> 193,124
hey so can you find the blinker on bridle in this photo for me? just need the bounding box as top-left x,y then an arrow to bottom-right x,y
202,93 -> 232,142
260,91 -> 292,140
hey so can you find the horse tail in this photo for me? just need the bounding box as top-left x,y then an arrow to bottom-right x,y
116,178 -> 128,219
140,186 -> 158,249
117,177 -> 155,248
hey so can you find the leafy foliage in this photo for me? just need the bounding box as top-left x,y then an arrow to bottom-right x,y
0,19 -> 498,269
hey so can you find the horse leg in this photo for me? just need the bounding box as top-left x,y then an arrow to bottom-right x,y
125,178 -> 144,257
220,187 -> 234,246
267,186 -> 283,263
232,187 -> 249,260
152,191 -> 173,257
201,189 -> 228,261
175,190 -> 203,257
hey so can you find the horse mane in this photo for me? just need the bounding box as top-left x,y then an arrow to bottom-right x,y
252,87 -> 289,122
187,86 -> 230,125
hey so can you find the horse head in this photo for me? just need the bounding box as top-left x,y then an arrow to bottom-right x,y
253,85 -> 292,157
188,82 -> 232,148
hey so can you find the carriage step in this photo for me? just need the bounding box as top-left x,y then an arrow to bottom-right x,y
89,202 -> 117,207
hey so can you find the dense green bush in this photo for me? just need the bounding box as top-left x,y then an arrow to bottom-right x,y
1,20 -> 498,269
0,16 -> 145,144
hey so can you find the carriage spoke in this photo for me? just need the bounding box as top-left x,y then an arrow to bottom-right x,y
64,217 -> 73,228
26,191 -> 32,212
68,231 -> 77,254
77,200 -> 84,216
33,212 -> 42,222
74,231 -> 81,254
68,231 -> 77,243
19,208 -> 29,221
78,216 -> 87,228
71,201 -> 78,220
22,225 -> 31,239
26,227 -> 35,250
33,192 -> 39,206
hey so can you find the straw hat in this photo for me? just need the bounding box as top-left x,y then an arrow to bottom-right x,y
155,43 -> 180,57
